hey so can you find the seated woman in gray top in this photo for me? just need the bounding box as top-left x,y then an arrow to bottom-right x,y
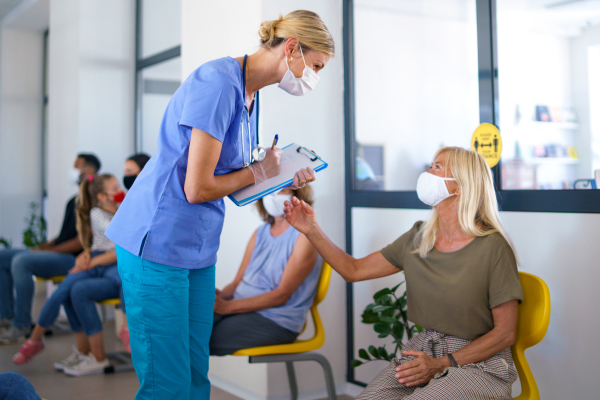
284,147 -> 523,400
210,185 -> 321,356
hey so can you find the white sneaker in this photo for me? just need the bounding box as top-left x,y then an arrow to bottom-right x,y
63,354 -> 110,376
54,346 -> 85,371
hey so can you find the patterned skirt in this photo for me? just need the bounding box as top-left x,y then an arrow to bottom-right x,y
356,330 -> 517,400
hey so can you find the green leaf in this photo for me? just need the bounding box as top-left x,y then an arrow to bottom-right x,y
381,308 -> 396,318
361,311 -> 380,324
415,325 -> 424,333
373,288 -> 393,301
368,345 -> 379,359
364,303 -> 377,311
379,316 -> 397,325
358,349 -> 370,361
390,281 -> 404,294
372,305 -> 394,313
350,360 -> 363,368
378,346 -> 389,361
392,321 -> 405,341
373,323 -> 390,335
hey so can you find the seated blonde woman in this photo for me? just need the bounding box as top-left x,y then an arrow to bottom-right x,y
210,185 -> 321,356
284,147 -> 523,399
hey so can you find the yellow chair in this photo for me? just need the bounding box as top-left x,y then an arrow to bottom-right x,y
232,262 -> 336,400
35,275 -> 66,284
512,272 -> 551,400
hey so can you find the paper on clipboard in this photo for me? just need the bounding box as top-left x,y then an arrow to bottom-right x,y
228,143 -> 328,207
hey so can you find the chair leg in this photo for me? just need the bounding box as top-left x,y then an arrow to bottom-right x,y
286,361 -> 298,400
249,353 -> 337,400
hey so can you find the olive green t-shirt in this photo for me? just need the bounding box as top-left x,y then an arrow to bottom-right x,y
380,221 -> 523,341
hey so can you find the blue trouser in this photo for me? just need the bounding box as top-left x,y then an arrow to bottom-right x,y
38,253 -> 121,336
0,249 -> 75,328
116,246 -> 215,400
0,372 -> 41,400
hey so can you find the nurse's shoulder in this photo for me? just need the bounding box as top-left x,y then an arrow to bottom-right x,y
182,57 -> 241,95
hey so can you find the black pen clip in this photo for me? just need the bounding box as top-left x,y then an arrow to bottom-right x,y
296,146 -> 320,162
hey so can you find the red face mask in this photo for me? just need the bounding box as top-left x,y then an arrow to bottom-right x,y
112,191 -> 125,203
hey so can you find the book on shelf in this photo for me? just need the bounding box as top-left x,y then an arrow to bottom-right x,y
535,105 -> 550,122
549,106 -> 563,123
561,107 -> 578,124
567,146 -> 579,159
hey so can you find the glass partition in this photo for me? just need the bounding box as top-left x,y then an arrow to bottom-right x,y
353,0 -> 480,191
497,0 -> 600,190
140,0 -> 182,59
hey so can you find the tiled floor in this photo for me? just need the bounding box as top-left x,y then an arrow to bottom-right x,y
0,290 -> 354,399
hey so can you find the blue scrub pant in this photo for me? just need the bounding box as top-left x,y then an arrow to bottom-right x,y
116,246 -> 215,400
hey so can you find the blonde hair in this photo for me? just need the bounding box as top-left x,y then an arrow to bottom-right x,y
259,10 -> 335,57
76,174 -> 114,250
413,147 -> 518,264
256,185 -> 314,225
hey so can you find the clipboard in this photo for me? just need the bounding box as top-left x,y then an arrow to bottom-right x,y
228,143 -> 328,207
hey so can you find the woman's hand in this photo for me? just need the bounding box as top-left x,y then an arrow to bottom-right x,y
248,148 -> 283,184
217,284 -> 236,300
290,167 -> 316,189
214,294 -> 232,315
394,351 -> 447,387
284,196 -> 318,236
69,251 -> 91,274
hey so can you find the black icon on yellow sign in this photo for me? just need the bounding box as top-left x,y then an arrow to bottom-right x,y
471,123 -> 502,168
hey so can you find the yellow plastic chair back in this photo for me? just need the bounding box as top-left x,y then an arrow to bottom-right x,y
512,272 -> 551,400
233,261 -> 332,356
35,275 -> 66,284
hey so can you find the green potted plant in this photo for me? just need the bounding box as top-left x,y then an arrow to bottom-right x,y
351,280 -> 422,367
0,237 -> 11,249
22,202 -> 47,249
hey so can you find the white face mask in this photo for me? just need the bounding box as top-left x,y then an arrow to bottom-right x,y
262,192 -> 293,217
416,172 -> 456,207
68,168 -> 82,185
278,44 -> 320,96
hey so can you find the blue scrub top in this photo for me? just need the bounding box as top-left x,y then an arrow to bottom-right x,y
106,57 -> 258,269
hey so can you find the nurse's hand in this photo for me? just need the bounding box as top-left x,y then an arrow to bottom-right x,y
284,196 -> 318,236
290,167 -> 316,189
248,148 -> 282,184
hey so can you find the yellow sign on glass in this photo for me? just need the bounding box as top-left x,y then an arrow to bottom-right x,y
471,123 -> 502,168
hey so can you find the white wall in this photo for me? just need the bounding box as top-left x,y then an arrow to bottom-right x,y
46,0 -> 135,236
182,1 -> 346,398
352,207 -> 600,399
0,27 -> 44,245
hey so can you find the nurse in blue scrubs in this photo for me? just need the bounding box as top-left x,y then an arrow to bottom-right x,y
105,10 -> 335,400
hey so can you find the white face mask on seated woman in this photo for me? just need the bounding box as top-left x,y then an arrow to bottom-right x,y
416,172 -> 456,207
262,192 -> 293,217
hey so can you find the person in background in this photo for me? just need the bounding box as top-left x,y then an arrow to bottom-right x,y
123,153 -> 151,190
210,186 -> 320,355
118,152 -> 151,352
13,174 -> 125,377
0,372 -> 41,400
0,153 -> 100,344
284,147 -> 523,399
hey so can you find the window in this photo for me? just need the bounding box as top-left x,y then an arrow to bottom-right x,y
343,0 -> 600,388
353,0 -> 480,192
497,0 -> 600,191
135,0 -> 182,155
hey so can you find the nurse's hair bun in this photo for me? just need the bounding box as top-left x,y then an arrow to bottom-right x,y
258,10 -> 335,57
258,16 -> 282,46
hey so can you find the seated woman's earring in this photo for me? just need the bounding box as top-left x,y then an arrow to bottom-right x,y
288,56 -> 292,63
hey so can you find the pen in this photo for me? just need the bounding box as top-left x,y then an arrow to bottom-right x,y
271,134 -> 279,150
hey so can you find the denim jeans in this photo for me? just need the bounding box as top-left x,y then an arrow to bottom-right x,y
0,249 -> 75,328
37,252 -> 121,336
0,372 -> 41,400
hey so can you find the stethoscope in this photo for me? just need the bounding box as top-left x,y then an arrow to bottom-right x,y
241,55 -> 265,167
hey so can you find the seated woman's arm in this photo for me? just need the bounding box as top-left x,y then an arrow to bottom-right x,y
214,234 -> 319,315
218,231 -> 257,300
394,299 -> 519,387
284,197 -> 399,282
